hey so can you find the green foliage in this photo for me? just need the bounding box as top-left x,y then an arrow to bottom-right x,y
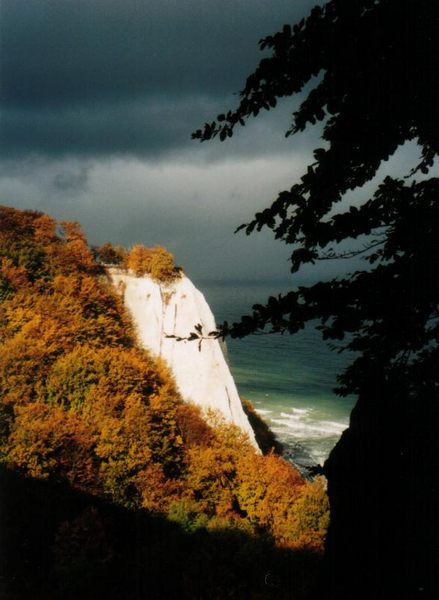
168,499 -> 210,532
45,346 -> 103,411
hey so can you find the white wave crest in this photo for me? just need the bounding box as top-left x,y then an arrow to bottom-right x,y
270,416 -> 347,439
255,408 -> 273,415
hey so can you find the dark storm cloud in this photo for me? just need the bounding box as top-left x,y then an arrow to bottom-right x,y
1,0 -> 327,284
1,96 -> 217,158
1,93 -> 318,160
1,0 -> 318,158
53,164 -> 89,193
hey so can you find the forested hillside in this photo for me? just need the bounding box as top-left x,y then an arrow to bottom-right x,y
0,205 -> 328,599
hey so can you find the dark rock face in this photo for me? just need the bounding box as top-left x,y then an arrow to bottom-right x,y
320,381 -> 439,600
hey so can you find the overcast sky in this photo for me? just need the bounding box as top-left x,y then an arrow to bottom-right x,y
0,0 -> 429,286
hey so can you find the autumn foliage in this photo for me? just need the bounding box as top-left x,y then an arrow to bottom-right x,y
0,205 -> 328,594
126,243 -> 179,282
95,242 -> 127,267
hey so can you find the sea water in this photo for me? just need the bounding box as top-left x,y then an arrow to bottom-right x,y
200,281 -> 356,470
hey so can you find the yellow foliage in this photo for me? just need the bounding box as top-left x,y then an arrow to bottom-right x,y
6,402 -> 98,492
0,206 -> 329,553
126,244 -> 178,282
1,258 -> 28,290
235,452 -> 303,533
280,476 -> 330,550
60,221 -> 96,272
185,444 -> 238,516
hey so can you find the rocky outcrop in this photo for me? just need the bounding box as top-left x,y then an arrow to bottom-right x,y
108,268 -> 258,447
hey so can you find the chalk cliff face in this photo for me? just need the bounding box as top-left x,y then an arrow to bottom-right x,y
108,268 -> 257,447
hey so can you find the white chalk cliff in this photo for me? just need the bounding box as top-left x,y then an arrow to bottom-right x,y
108,268 -> 258,447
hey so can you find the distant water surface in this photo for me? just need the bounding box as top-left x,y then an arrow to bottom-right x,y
199,280 -> 356,470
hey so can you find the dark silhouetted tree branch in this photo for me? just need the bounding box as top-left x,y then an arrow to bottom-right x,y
193,0 -> 438,398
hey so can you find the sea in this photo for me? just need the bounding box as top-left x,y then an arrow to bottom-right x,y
200,280 -> 356,471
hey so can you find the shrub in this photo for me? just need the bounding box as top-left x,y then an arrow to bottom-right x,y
126,244 -> 178,282
96,242 -> 127,266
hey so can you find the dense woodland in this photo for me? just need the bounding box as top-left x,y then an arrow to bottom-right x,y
0,205 -> 328,599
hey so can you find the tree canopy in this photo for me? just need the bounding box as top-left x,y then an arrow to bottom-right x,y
194,0 -> 439,399
1,205 -> 331,598
194,1 -> 438,597
126,244 -> 179,282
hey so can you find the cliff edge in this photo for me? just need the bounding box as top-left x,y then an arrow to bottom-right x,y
108,268 -> 258,447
